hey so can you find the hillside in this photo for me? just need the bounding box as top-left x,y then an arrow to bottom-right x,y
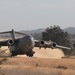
20,28 -> 45,34
20,27 -> 75,35
0,27 -> 75,39
63,27 -> 75,34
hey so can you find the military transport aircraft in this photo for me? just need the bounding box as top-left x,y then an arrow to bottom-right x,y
0,29 -> 71,57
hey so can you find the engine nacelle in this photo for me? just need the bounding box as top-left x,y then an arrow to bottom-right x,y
39,40 -> 57,49
7,39 -> 14,46
39,40 -> 45,46
51,42 -> 57,48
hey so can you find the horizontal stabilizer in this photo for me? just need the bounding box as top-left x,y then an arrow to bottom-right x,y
0,29 -> 29,36
15,31 -> 28,35
0,31 -> 11,34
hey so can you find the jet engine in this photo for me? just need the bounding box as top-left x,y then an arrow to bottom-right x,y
39,40 -> 57,48
50,42 -> 57,48
7,39 -> 14,46
39,40 -> 45,46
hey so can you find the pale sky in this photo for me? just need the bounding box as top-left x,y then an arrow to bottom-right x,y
0,0 -> 75,31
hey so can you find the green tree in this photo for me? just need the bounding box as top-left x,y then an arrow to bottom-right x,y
42,25 -> 71,55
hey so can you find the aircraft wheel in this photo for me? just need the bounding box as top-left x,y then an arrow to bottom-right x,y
28,51 -> 35,57
11,51 -> 18,57
28,53 -> 33,57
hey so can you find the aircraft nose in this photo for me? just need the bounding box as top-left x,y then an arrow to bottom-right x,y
23,35 -> 35,48
30,36 -> 35,47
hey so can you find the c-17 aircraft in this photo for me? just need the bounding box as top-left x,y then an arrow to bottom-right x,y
0,29 -> 71,57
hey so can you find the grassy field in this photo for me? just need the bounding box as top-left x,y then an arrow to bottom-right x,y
0,47 -> 75,75
0,57 -> 75,75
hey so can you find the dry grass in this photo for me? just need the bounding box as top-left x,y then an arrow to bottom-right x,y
0,47 -> 75,75
0,57 -> 75,75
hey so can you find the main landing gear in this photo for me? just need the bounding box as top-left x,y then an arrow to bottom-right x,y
26,51 -> 35,57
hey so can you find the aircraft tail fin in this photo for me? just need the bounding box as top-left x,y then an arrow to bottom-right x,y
0,29 -> 15,40
10,29 -> 15,40
0,29 -> 29,40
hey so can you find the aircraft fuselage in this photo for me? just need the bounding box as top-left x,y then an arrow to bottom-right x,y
10,35 -> 35,57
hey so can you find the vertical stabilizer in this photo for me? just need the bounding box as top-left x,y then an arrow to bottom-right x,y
10,29 -> 15,40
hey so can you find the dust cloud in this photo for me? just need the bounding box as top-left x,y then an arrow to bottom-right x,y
33,47 -> 65,59
0,47 -> 65,59
0,46 -> 11,56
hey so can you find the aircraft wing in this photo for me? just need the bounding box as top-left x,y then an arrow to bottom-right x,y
55,45 -> 71,50
0,39 -> 19,47
34,40 -> 71,50
0,40 -> 8,46
34,40 -> 56,49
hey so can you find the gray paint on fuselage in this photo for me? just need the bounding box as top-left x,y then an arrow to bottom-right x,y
10,35 -> 35,54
